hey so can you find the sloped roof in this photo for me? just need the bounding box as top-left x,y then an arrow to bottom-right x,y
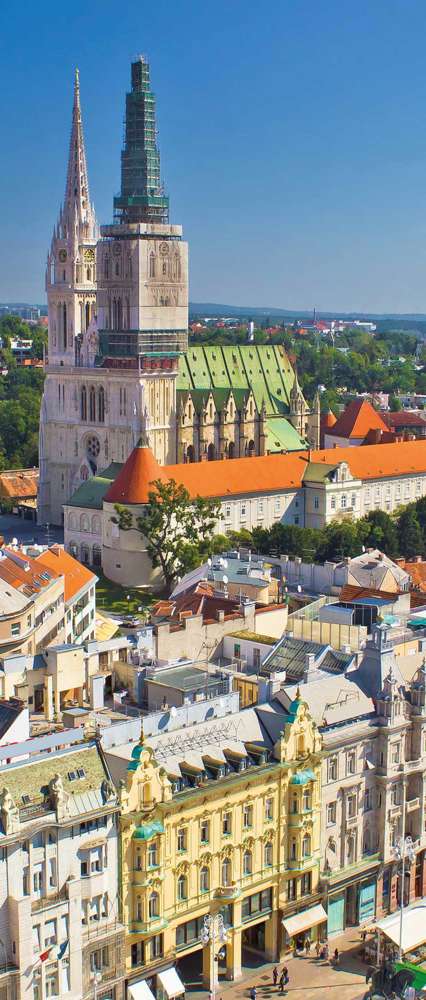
400,561 -> 426,592
331,398 -> 389,439
265,417 -> 306,452
321,410 -> 337,430
177,344 -> 297,414
151,581 -> 242,626
67,463 -> 122,509
102,438 -> 426,505
34,545 -> 96,603
383,411 -> 426,429
0,469 -> 38,500
0,547 -> 60,598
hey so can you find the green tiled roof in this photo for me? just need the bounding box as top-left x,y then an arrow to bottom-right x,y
67,463 -> 122,509
177,345 -> 297,415
265,417 -> 306,453
133,820 -> 164,840
302,462 -> 338,483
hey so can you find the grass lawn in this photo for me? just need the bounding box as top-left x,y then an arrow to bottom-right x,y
95,571 -> 155,616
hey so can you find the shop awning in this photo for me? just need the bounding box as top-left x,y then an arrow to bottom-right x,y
375,901 -> 426,954
282,904 -> 327,937
158,968 -> 185,998
128,981 -> 156,1000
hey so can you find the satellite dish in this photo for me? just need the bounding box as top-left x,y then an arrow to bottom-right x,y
222,575 -> 228,585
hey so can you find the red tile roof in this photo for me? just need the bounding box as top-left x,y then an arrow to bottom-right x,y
0,547 -> 60,596
103,438 -> 426,505
330,398 -> 388,440
383,411 -> 426,429
34,545 -> 96,602
0,469 -> 39,500
151,581 -> 243,626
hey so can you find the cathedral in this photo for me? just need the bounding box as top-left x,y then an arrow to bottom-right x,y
38,58 -> 319,526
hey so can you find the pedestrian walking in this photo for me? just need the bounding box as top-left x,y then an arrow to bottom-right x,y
250,988 -> 257,1000
315,939 -> 321,958
333,947 -> 339,965
279,972 -> 285,994
305,936 -> 311,955
272,966 -> 278,987
324,942 -> 329,960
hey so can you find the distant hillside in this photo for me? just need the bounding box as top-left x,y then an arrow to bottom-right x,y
189,302 -> 426,321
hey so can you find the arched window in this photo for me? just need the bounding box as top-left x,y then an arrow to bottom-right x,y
86,267 -> 91,282
81,386 -> 87,421
149,253 -> 155,278
228,442 -> 235,459
186,445 -> 195,464
200,866 -> 209,893
98,386 -> 105,424
62,303 -> 67,350
303,789 -> 311,811
92,515 -> 101,535
264,842 -> 273,867
126,298 -> 130,329
89,386 -> 96,422
115,260 -> 120,277
207,443 -> 215,462
174,253 -> 181,280
69,542 -> 78,558
148,891 -> 159,918
80,544 -> 90,565
85,302 -> 90,331
136,897 -> 142,922
69,514 -> 76,530
80,514 -> 89,532
117,298 -> 123,329
221,858 -> 231,887
177,875 -> 187,901
243,850 -> 252,876
104,257 -> 109,279
302,834 -> 311,858
248,439 -> 255,457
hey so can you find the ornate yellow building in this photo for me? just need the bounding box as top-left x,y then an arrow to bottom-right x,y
110,696 -> 324,997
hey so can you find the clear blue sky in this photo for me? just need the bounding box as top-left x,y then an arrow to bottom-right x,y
2,0 -> 426,313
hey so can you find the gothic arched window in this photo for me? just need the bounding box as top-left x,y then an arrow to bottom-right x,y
81,386 -> 87,421
62,303 -> 67,350
98,386 -> 105,424
148,891 -> 159,918
89,386 -> 96,423
149,253 -> 155,278
221,857 -> 231,886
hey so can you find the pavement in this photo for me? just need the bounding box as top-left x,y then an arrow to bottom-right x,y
0,513 -> 63,546
186,929 -> 368,1000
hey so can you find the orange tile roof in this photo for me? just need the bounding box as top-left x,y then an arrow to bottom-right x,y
321,409 -> 337,429
330,398 -> 388,439
0,469 -> 39,500
102,438 -> 426,505
34,545 -> 96,602
0,547 -> 60,596
401,561 -> 426,592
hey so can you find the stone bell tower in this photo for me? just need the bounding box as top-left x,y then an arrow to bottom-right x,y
38,70 -> 98,525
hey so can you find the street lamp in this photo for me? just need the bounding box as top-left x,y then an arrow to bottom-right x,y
392,831 -> 416,959
201,913 -> 228,1000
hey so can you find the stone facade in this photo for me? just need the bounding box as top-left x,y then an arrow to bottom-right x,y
39,61 -> 318,526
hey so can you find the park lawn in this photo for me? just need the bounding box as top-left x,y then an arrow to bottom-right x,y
95,571 -> 154,616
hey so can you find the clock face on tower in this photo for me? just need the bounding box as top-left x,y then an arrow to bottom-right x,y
159,242 -> 169,256
58,250 -> 67,263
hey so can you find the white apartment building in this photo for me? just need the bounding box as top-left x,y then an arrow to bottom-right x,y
0,730 -> 124,1000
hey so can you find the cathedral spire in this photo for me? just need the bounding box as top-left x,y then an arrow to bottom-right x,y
63,68 -> 96,239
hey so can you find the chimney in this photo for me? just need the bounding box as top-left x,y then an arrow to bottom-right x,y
303,652 -> 316,683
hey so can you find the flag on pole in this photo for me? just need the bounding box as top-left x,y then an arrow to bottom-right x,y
37,940 -> 68,965
38,948 -> 52,963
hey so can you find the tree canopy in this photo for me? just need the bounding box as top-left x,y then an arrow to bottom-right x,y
135,478 -> 221,591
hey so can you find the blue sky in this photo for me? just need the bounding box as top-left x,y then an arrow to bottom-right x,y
2,0 -> 426,312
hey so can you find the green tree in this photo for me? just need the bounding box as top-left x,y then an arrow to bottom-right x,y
314,521 -> 362,562
397,509 -> 424,559
388,395 -> 402,412
136,478 -> 220,592
357,510 -> 399,558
